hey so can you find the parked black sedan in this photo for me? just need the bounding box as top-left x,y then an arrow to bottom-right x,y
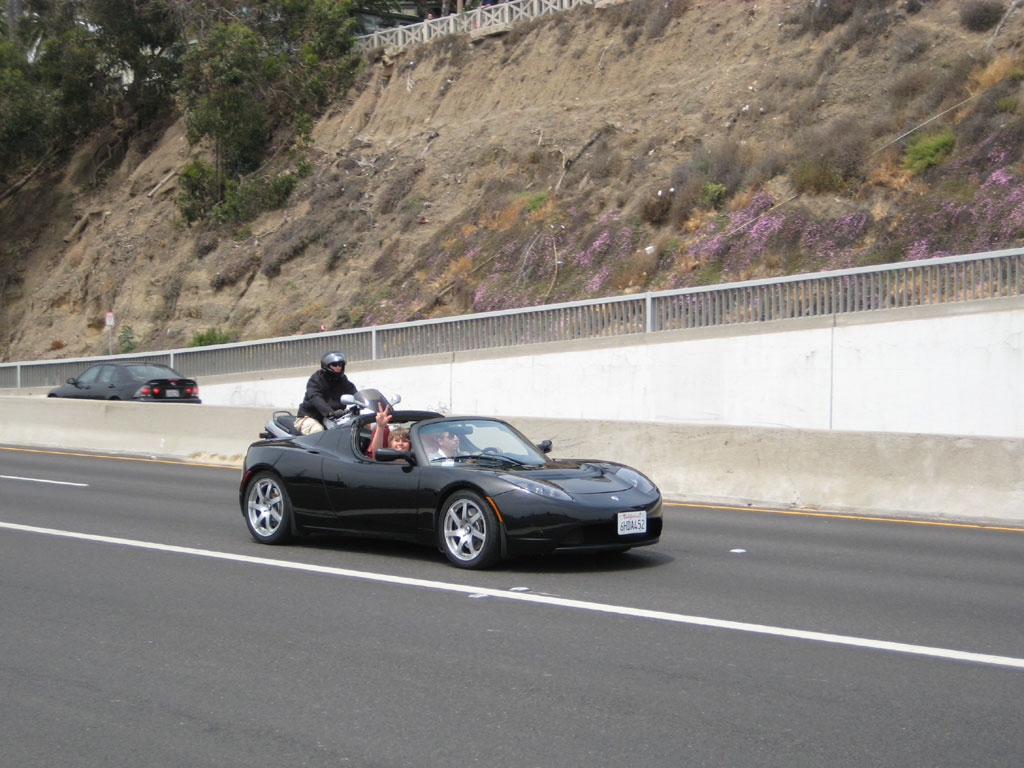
47,362 -> 201,402
240,412 -> 662,569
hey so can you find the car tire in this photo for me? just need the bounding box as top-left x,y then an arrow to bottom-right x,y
244,471 -> 293,544
439,490 -> 500,569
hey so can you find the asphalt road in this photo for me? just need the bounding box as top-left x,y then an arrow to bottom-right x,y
1,445 -> 1022,768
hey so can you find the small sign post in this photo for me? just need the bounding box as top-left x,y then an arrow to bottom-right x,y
105,311 -> 114,355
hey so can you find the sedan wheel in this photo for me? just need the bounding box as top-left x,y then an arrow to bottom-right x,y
245,472 -> 293,544
439,491 -> 500,569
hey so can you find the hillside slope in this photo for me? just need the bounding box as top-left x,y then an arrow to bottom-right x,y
2,0 -> 1023,362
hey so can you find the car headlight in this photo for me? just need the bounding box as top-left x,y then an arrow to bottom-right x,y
500,475 -> 573,501
614,467 -> 656,494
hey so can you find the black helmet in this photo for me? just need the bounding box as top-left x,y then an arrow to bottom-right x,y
321,350 -> 346,374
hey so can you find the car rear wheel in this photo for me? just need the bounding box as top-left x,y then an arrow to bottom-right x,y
245,472 -> 293,544
439,491 -> 500,569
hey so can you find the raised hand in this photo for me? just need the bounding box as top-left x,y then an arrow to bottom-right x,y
375,401 -> 393,427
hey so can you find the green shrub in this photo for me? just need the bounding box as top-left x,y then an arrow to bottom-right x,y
902,128 -> 955,174
994,96 -> 1018,113
211,172 -> 298,225
700,181 -> 727,209
117,325 -> 137,354
524,192 -> 548,212
176,158 -> 217,225
189,327 -> 233,347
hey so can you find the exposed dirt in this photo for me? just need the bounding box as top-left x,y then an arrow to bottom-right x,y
2,0 -> 1022,362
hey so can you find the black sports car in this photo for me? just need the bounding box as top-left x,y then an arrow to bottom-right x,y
47,362 -> 201,402
239,411 -> 662,569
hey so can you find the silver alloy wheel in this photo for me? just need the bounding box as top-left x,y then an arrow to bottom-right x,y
248,476 -> 285,538
442,497 -> 487,562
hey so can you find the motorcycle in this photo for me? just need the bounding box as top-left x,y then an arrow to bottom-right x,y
259,388 -> 401,439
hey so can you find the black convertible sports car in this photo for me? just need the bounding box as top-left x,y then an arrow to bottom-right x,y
47,362 -> 201,402
239,410 -> 662,569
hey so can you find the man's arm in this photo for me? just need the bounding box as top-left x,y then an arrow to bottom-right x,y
304,375 -> 334,419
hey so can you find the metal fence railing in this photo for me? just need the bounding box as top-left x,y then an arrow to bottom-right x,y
356,0 -> 597,53
2,248 -> 1022,390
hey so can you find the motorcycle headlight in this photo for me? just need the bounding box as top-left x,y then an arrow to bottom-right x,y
500,475 -> 573,501
614,467 -> 656,494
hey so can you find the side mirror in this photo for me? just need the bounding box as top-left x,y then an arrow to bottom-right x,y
375,448 -> 415,464
537,440 -> 552,454
67,377 -> 78,385
340,394 -> 358,405
390,394 -> 402,405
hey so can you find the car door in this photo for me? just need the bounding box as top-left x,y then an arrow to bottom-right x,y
65,364 -> 105,399
94,365 -> 122,398
321,430 -> 422,535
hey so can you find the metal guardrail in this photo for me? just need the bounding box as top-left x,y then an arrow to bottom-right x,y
356,0 -> 598,52
2,248 -> 1022,390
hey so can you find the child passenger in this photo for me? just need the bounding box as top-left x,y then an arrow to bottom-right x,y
367,402 -> 411,459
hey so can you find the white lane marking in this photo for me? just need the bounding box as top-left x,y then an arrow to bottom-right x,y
2,520 -> 1023,671
0,475 -> 89,487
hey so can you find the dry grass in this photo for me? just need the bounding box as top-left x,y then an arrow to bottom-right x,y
481,197 -> 526,231
681,208 -> 716,234
211,252 -> 259,289
968,54 -> 1022,96
924,53 -> 976,112
860,151 -> 914,194
890,65 -> 931,109
789,117 -> 869,194
959,1 -> 1007,33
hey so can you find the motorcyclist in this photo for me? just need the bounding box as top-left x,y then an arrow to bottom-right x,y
294,351 -> 357,434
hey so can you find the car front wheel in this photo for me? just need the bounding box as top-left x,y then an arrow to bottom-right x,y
439,491 -> 500,569
245,472 -> 293,544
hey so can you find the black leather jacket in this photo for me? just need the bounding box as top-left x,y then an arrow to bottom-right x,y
297,369 -> 357,424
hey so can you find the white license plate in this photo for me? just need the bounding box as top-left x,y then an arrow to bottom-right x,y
617,510 -> 646,536
165,389 -> 180,398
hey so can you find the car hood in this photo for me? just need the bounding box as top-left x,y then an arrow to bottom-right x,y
507,460 -> 636,495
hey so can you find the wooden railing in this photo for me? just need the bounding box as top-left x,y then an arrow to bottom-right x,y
356,0 -> 606,52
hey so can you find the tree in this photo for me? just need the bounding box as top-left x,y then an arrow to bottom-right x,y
35,26 -> 113,138
86,0 -> 184,119
0,40 -> 52,179
175,1 -> 364,219
178,21 -> 269,188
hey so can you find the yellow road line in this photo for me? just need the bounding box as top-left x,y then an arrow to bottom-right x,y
664,500 -> 1024,533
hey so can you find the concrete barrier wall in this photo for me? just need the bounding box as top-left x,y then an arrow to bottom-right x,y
194,296 -> 1024,440
2,397 -> 1022,524
0,397 -> 267,464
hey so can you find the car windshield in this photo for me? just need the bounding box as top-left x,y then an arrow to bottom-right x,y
418,419 -> 548,466
124,364 -> 180,380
